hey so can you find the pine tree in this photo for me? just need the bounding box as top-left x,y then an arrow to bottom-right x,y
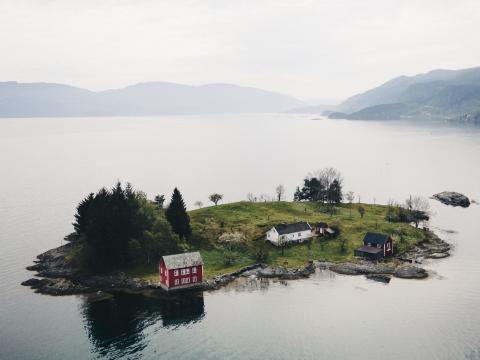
165,188 -> 191,239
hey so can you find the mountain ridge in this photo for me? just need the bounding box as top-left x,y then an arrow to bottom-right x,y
0,81 -> 305,117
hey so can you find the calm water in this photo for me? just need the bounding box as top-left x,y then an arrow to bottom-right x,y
1,115 -> 480,360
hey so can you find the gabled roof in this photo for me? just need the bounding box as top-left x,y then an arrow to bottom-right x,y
363,232 -> 390,245
273,222 -> 311,235
162,252 -> 203,269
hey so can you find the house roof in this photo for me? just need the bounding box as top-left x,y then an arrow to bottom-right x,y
363,232 -> 390,245
162,252 -> 203,269
316,222 -> 328,228
274,222 -> 311,235
356,245 -> 383,254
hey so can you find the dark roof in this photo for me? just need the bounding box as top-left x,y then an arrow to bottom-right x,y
274,222 -> 311,235
363,232 -> 390,245
162,252 -> 203,269
316,222 -> 328,228
356,245 -> 383,254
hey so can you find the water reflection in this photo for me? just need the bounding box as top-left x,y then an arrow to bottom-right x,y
81,291 -> 205,358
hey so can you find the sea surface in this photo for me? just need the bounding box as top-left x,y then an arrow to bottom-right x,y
1,114 -> 480,360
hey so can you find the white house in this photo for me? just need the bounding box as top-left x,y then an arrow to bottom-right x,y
266,222 -> 313,246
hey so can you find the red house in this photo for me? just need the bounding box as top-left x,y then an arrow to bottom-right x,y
354,232 -> 394,260
159,252 -> 204,291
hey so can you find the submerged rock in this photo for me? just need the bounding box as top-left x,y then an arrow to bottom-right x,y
433,191 -> 470,207
365,274 -> 391,283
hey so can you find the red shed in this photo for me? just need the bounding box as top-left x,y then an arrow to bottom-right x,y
159,252 -> 204,291
354,232 -> 394,260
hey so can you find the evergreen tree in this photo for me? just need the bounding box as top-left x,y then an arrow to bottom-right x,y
154,194 -> 165,209
165,188 -> 191,239
327,179 -> 343,205
293,186 -> 302,201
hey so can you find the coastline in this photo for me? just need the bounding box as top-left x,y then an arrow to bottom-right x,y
22,230 -> 451,296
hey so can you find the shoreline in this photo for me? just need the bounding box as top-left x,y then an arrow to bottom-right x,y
22,231 -> 451,296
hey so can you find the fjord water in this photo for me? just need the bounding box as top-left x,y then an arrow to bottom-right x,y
1,115 -> 480,360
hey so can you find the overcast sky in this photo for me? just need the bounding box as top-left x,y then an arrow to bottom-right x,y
1,0 -> 479,100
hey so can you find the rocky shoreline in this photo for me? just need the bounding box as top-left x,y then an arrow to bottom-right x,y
22,231 -> 451,295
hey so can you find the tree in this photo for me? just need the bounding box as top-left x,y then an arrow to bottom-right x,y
166,188 -> 192,239
275,184 -> 285,201
345,191 -> 354,217
209,193 -> 223,206
406,195 -> 431,228
327,179 -> 343,206
293,187 -> 302,201
194,200 -> 203,209
247,193 -> 257,202
154,194 -> 165,209
358,206 -> 365,219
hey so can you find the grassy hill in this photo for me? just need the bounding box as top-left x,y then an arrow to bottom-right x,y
131,201 -> 426,280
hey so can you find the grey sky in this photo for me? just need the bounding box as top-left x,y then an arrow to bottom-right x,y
1,0 -> 479,100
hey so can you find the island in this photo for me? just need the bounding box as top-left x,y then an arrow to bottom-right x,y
23,183 -> 451,296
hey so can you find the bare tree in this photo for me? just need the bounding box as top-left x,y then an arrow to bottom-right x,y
275,184 -> 285,201
345,191 -> 354,217
406,195 -> 431,228
209,193 -> 223,206
247,193 -> 257,202
194,200 -> 203,209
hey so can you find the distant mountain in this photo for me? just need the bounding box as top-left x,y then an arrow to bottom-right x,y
332,67 -> 480,121
0,81 -> 305,117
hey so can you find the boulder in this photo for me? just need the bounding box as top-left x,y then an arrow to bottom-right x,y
433,192 -> 470,207
394,265 -> 428,279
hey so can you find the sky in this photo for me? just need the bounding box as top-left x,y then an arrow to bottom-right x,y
1,0 -> 479,100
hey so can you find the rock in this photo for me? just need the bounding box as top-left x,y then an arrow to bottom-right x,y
433,191 -> 470,207
365,274 -> 391,283
21,278 -> 48,289
394,265 -> 428,279
330,261 -> 396,276
426,252 -> 450,259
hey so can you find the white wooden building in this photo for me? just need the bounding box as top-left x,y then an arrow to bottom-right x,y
266,222 -> 313,246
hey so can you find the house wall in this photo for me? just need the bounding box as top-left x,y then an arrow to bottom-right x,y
384,238 -> 394,257
165,265 -> 203,289
266,228 -> 279,244
269,229 -> 312,246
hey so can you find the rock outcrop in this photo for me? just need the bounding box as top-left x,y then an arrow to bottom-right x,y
432,191 -> 470,207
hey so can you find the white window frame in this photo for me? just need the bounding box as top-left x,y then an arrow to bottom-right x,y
193,276 -> 197,283
185,268 -> 190,275
192,267 -> 197,274
174,270 -> 179,276
174,279 -> 179,285
386,242 -> 391,251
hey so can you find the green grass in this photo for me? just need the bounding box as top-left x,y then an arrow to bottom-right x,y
134,201 -> 425,280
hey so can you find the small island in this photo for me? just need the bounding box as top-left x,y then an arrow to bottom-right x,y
23,170 -> 451,296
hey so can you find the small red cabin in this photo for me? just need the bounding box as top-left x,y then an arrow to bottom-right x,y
159,252 -> 204,291
354,232 -> 394,260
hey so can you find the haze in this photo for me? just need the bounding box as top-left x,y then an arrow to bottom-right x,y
1,0 -> 479,100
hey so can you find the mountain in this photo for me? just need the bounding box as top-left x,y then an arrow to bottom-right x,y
0,81 -> 305,117
333,67 -> 480,121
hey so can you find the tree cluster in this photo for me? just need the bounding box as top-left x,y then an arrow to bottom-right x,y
293,167 -> 343,206
73,182 -> 186,272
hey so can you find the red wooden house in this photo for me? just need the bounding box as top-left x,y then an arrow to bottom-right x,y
159,252 -> 204,291
354,232 -> 394,260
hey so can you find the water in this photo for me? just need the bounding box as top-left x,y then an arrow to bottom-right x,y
1,114 -> 480,359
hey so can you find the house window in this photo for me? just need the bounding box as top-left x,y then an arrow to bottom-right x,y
387,242 -> 391,251
185,268 -> 190,275
181,269 -> 185,275
174,270 -> 179,276
193,276 -> 197,282
174,279 -> 179,285
192,267 -> 197,274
